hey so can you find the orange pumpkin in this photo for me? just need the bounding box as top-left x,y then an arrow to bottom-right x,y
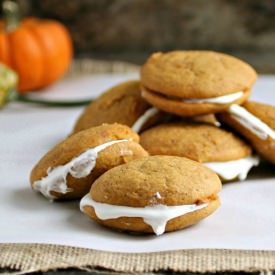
0,2 -> 73,93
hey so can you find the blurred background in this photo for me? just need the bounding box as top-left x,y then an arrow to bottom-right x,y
1,0 -> 275,73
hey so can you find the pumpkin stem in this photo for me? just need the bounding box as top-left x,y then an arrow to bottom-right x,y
3,0 -> 20,32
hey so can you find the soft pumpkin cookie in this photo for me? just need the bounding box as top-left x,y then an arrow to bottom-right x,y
140,51 -> 256,116
30,123 -> 148,200
217,101 -> 275,164
80,155 -> 221,235
73,80 -> 161,134
140,123 -> 259,181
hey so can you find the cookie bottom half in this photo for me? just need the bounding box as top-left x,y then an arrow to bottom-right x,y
82,197 -> 220,234
142,87 -> 251,117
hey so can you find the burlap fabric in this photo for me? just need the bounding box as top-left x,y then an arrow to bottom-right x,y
1,59 -> 274,274
1,244 -> 274,274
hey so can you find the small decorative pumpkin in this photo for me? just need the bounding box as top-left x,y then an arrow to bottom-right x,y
0,1 -> 73,93
0,63 -> 17,107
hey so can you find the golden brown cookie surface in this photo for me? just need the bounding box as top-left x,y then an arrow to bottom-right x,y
141,51 -> 257,98
73,80 -> 155,133
140,123 -> 251,163
81,155 -> 221,234
30,123 -> 148,200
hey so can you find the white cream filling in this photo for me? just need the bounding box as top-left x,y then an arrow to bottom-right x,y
131,107 -> 159,133
33,140 -> 129,199
214,121 -> 221,127
183,91 -> 243,104
204,155 -> 260,181
229,104 -> 275,140
80,194 -> 208,236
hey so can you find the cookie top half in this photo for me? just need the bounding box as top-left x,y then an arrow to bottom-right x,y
91,155 -> 221,207
140,123 -> 251,162
32,123 -> 140,175
140,51 -> 257,98
73,80 -> 151,133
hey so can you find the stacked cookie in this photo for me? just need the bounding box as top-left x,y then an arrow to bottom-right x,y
30,123 -> 148,200
139,51 -> 275,167
80,156 -> 221,235
30,50 -> 275,236
140,51 -> 253,117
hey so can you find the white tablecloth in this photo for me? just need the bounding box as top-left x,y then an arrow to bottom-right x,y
0,73 -> 274,252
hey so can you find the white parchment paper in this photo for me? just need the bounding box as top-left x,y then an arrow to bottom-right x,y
0,74 -> 274,252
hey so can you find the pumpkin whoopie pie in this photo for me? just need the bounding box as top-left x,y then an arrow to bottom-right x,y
73,80 -> 161,134
217,101 -> 275,164
140,123 -> 259,181
140,51 -> 256,117
80,155 -> 221,235
30,123 -> 148,200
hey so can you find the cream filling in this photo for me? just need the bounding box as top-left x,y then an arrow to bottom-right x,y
182,91 -> 243,104
33,140 -> 129,199
229,104 -> 275,140
204,155 -> 260,181
80,194 -> 208,236
131,107 -> 159,133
